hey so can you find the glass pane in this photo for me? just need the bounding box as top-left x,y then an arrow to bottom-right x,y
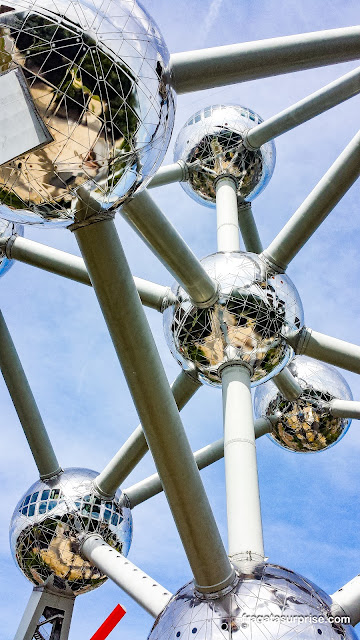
50,489 -> 60,500
22,506 -> 28,516
41,490 -> 50,500
104,509 -> 111,522
30,492 -> 39,503
24,495 -> 31,506
28,504 -> 35,517
39,502 -> 47,514
111,513 -> 119,526
48,500 -> 57,511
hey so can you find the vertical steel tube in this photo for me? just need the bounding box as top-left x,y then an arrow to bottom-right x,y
74,219 -> 235,593
221,364 -> 265,564
124,416 -> 275,508
237,203 -> 263,253
216,177 -> 241,252
81,535 -> 172,618
245,65 -> 360,149
95,370 -> 201,497
262,128 -> 360,271
0,310 -> 61,479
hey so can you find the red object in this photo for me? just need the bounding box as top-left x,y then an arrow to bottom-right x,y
90,604 -> 127,640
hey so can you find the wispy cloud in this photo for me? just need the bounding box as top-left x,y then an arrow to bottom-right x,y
201,0 -> 224,44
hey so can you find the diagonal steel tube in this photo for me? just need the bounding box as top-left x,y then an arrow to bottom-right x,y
237,203 -> 263,254
170,26 -> 360,94
0,235 -> 172,311
0,310 -> 61,479
286,327 -> 360,374
74,217 -> 235,594
221,364 -> 265,564
124,416 -> 275,508
94,369 -> 201,497
331,575 -> 360,626
262,128 -> 360,271
273,368 -> 302,401
148,161 -> 188,189
245,65 -> 360,149
121,190 -> 218,305
81,535 -> 172,618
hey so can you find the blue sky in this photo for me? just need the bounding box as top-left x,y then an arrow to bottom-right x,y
1,0 -> 360,638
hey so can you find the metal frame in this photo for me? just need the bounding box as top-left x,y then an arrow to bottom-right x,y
2,16 -> 360,640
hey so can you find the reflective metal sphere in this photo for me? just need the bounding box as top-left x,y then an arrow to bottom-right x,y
149,563 -> 357,640
0,0 -> 175,226
254,356 -> 353,452
0,218 -> 23,276
174,104 -> 275,207
163,252 -> 303,387
10,468 -> 132,594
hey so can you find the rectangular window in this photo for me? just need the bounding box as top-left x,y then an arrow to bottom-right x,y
41,490 -> 50,500
39,502 -> 47,515
28,504 -> 35,517
111,513 -> 119,526
204,107 -> 211,118
24,495 -> 31,506
104,509 -> 111,523
22,506 -> 28,516
30,492 -> 39,503
50,489 -> 60,500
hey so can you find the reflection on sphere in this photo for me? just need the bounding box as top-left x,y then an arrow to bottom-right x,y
10,468 -> 132,594
163,252 -> 303,387
149,563 -> 357,640
0,218 -> 23,276
174,104 -> 275,207
0,0 -> 175,226
254,356 -> 353,452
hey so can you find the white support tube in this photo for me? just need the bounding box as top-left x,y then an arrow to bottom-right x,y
331,575 -> 360,626
124,416 -> 275,508
329,399 -> 360,420
221,364 -> 265,564
1,235 -> 172,312
0,310 -> 61,480
262,128 -> 360,271
148,161 -> 187,189
121,190 -> 218,305
273,367 -> 302,401
94,369 -> 201,497
75,218 -> 234,593
81,535 -> 172,618
286,327 -> 360,375
237,203 -> 263,253
170,26 -> 360,94
216,177 -> 241,252
246,65 -> 360,149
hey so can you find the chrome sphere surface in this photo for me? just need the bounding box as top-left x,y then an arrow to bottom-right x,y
149,563 -> 357,640
174,104 -> 275,207
163,252 -> 303,387
254,356 -> 353,453
0,0 -> 175,226
0,219 -> 23,276
10,468 -> 132,594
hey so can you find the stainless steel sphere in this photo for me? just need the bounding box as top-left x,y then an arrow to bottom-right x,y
173,104 -> 275,207
149,563 -> 357,640
0,0 -> 175,227
10,468 -> 132,594
0,218 -> 23,276
254,356 -> 353,453
163,252 -> 303,387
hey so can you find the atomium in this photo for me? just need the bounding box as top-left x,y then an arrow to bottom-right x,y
10,468 -> 132,594
0,0 -> 175,227
254,356 -> 353,452
173,104 -> 276,207
0,218 -> 23,276
163,251 -> 304,386
149,563 -> 357,640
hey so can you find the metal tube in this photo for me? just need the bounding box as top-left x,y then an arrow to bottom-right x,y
237,203 -> 263,253
331,575 -> 360,626
273,367 -> 302,401
246,65 -> 360,149
148,161 -> 187,189
94,370 -> 201,497
262,128 -> 360,271
329,399 -> 360,420
81,535 -> 172,618
170,26 -> 360,94
216,177 -> 241,252
286,327 -> 360,374
121,190 -> 218,305
124,416 -> 274,508
2,235 -> 171,311
0,310 -> 61,479
221,364 -> 265,564
74,218 -> 235,593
